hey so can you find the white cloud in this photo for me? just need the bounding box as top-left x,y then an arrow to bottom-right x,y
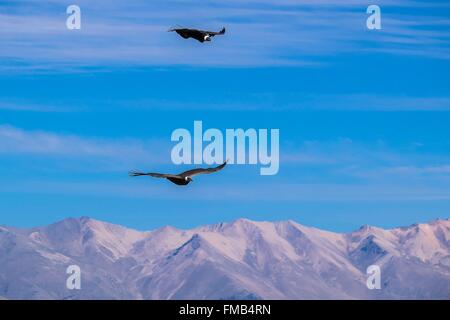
0,101 -> 76,112
3,179 -> 450,202
1,126 -> 449,201
0,124 -> 168,167
384,165 -> 450,174
1,0 -> 449,71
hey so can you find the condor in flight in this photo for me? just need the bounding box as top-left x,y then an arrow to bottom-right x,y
129,161 -> 228,186
169,27 -> 226,43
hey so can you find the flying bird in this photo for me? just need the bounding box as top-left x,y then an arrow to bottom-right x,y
129,161 -> 228,186
169,27 -> 226,43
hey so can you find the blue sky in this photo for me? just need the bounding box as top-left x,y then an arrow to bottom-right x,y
0,0 -> 450,232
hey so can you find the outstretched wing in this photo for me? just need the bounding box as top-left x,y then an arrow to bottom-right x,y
176,31 -> 191,39
169,28 -> 205,42
180,161 -> 227,178
205,27 -> 226,37
129,172 -> 178,179
186,29 -> 207,42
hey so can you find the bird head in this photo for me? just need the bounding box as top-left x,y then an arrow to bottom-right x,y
204,35 -> 211,41
185,176 -> 193,182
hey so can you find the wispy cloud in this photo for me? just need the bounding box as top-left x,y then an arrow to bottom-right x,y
1,0 -> 449,71
0,101 -> 78,112
383,164 -> 450,174
3,178 -> 450,202
1,125 -> 449,202
0,124 -> 168,169
291,94 -> 450,111
282,138 -> 450,184
108,94 -> 450,111
2,124 -> 449,176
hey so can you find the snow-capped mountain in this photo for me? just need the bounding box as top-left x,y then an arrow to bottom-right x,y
0,217 -> 449,300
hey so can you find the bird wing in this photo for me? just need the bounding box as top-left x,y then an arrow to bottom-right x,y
129,172 -> 179,179
169,27 -> 224,42
177,32 -> 191,39
169,28 -> 192,39
180,161 -> 227,178
188,29 -> 207,42
170,28 -> 206,42
205,27 -> 226,36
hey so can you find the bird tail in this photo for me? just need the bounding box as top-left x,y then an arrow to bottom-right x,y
219,27 -> 225,35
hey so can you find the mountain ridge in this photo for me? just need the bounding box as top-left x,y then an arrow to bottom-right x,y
0,217 -> 449,299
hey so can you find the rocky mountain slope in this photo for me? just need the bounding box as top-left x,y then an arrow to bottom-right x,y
0,217 -> 448,299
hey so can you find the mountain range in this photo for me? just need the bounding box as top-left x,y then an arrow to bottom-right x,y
0,217 -> 449,299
